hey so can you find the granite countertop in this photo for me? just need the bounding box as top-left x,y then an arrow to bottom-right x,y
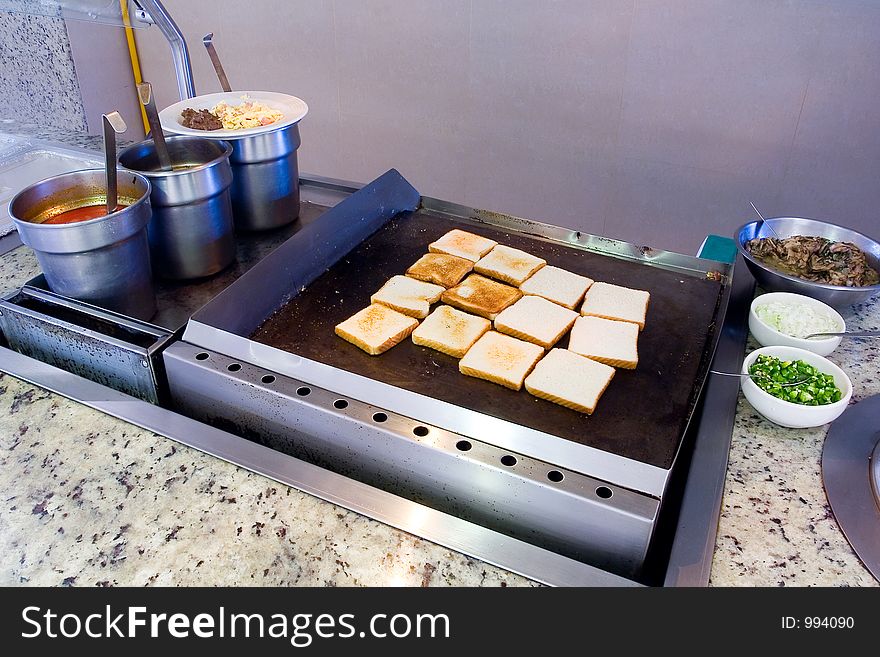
0,123 -> 877,587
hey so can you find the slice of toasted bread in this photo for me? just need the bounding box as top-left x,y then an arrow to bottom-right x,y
580,281 -> 650,330
524,348 -> 616,415
335,304 -> 419,355
519,265 -> 594,309
474,244 -> 547,285
569,315 -> 639,369
441,274 -> 522,320
406,253 -> 474,288
428,229 -> 497,262
459,331 -> 544,390
412,305 -> 491,358
494,295 -> 578,349
370,275 -> 444,319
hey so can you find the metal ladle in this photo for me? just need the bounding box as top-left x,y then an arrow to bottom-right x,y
137,82 -> 173,172
749,201 -> 783,240
202,32 -> 232,92
102,111 -> 127,215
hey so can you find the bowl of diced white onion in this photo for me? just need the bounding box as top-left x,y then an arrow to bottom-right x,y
749,292 -> 846,356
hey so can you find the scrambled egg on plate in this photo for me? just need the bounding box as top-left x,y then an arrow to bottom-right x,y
210,96 -> 283,130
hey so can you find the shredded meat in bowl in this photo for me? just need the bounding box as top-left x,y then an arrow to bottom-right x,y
746,236 -> 880,287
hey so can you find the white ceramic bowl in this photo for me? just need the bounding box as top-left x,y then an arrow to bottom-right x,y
749,292 -> 845,356
741,346 -> 852,428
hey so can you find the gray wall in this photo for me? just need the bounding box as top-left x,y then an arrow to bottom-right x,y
65,19 -> 145,141
4,2 -> 879,255
133,0 -> 880,254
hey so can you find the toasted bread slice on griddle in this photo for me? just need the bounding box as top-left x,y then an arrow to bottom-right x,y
525,348 -> 616,415
494,295 -> 578,349
519,265 -> 594,310
474,244 -> 546,286
406,253 -> 474,288
412,305 -> 491,358
459,331 -> 544,391
428,229 -> 497,262
569,315 -> 639,369
370,275 -> 444,319
580,281 -> 650,330
440,274 -> 522,320
335,304 -> 419,355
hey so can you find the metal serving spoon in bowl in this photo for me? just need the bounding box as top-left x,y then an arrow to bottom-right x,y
804,330 -> 880,339
749,200 -> 783,240
709,370 -> 816,387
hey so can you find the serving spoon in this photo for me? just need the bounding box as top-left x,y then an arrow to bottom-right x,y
804,330 -> 880,339
709,370 -> 816,387
102,111 -> 127,215
749,200 -> 783,240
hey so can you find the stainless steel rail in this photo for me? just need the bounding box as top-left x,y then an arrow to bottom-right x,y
133,0 -> 196,100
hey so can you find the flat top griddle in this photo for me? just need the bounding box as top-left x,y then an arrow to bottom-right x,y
252,209 -> 724,470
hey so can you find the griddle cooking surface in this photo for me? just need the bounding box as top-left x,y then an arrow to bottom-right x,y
252,211 -> 723,470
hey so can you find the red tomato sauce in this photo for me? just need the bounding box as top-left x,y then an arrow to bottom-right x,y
42,204 -> 128,225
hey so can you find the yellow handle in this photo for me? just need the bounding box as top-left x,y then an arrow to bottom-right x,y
120,0 -> 150,135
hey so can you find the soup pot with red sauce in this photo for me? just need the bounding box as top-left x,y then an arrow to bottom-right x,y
41,204 -> 129,224
9,168 -> 156,320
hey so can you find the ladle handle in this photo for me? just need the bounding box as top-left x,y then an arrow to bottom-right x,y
102,111 -> 127,215
203,33 -> 232,93
138,82 -> 173,172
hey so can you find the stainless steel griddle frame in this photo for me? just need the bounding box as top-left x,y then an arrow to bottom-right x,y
0,173 -> 752,586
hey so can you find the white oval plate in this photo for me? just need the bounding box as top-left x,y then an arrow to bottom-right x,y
158,91 -> 308,140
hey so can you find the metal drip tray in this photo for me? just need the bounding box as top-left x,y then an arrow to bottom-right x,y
0,286 -> 172,403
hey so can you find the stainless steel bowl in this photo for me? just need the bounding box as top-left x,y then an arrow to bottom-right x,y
736,217 -> 880,309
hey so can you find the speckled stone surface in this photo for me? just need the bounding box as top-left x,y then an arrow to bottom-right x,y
0,126 -> 878,587
0,11 -> 87,132
710,296 -> 879,587
0,374 -> 536,587
0,120 -> 102,150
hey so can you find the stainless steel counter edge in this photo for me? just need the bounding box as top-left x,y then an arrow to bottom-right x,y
663,254 -> 753,586
0,345 -> 638,587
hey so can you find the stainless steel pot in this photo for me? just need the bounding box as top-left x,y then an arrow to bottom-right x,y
9,169 -> 156,320
119,136 -> 235,279
228,124 -> 301,231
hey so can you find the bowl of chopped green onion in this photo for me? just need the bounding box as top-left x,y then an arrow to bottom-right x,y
741,346 -> 852,428
749,292 -> 845,356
